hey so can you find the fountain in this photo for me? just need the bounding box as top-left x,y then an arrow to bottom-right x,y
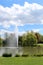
0,26 -> 23,57
4,32 -> 18,56
5,26 -> 19,56
0,26 -> 19,56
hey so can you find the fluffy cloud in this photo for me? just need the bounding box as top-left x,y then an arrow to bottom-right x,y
18,31 -> 26,36
0,2 -> 43,36
0,29 -> 26,39
0,2 -> 43,27
32,29 -> 41,32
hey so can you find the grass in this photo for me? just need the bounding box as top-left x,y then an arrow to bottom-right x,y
0,57 -> 43,65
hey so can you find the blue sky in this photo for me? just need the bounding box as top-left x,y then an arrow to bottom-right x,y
0,0 -> 43,7
0,0 -> 43,37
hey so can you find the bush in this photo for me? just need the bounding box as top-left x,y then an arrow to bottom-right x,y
22,54 -> 28,57
2,53 -> 12,57
15,54 -> 20,57
34,54 -> 43,57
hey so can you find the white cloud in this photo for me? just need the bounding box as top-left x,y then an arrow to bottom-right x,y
0,29 -> 26,39
32,28 -> 43,33
0,29 -> 13,34
32,29 -> 40,32
18,31 -> 26,36
0,2 -> 43,27
0,2 -> 43,36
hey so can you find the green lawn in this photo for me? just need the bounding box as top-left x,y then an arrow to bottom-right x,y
0,57 -> 43,65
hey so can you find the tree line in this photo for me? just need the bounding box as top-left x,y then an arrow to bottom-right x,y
18,31 -> 43,46
0,31 -> 43,47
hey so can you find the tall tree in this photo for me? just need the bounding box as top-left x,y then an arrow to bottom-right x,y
22,32 -> 37,46
35,32 -> 42,43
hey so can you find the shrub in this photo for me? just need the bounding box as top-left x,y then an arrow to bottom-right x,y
2,53 -> 12,57
15,54 -> 20,57
34,54 -> 43,57
22,54 -> 28,57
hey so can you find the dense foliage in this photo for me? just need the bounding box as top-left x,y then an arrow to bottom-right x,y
35,32 -> 43,43
19,32 -> 37,46
0,31 -> 43,47
0,37 -> 3,46
18,31 -> 43,46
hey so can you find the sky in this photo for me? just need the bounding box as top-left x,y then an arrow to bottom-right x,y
0,0 -> 43,37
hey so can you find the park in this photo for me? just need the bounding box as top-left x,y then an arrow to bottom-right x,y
0,31 -> 43,65
0,0 -> 43,65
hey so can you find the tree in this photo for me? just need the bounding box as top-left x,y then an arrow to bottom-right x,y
3,32 -> 9,46
26,32 -> 37,46
18,36 -> 22,46
41,35 -> 43,43
0,37 -> 3,46
22,34 -> 27,46
35,32 -> 42,43
22,32 -> 37,46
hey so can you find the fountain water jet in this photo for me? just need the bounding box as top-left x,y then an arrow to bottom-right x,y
0,26 -> 23,57
5,26 -> 18,56
0,26 -> 19,56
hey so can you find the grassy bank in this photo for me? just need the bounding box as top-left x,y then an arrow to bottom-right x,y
0,57 -> 43,65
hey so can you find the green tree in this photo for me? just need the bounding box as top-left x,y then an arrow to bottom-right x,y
0,37 -> 3,46
22,32 -> 37,46
22,34 -> 27,46
35,32 -> 42,43
27,32 -> 37,46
